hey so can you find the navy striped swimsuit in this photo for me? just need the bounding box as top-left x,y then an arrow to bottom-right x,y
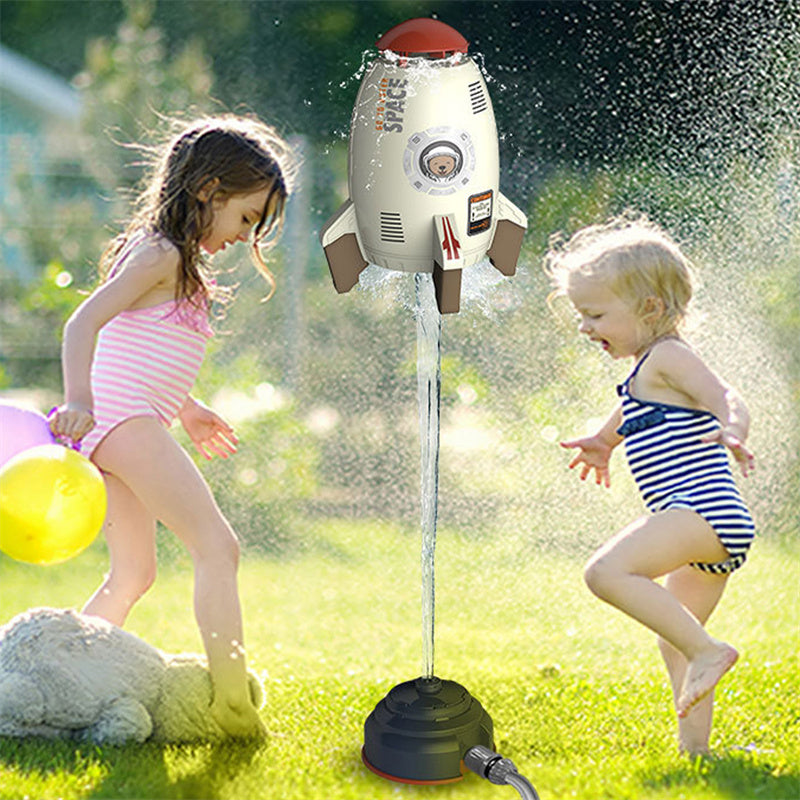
616,353 -> 755,574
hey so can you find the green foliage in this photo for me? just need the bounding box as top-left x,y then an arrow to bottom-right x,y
0,134 -> 106,387
74,0 -> 215,195
0,261 -> 88,390
5,1 -> 797,168
0,0 -> 217,389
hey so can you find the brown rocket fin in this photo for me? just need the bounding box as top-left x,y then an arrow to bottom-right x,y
324,234 -> 368,294
432,264 -> 462,314
487,219 -> 525,277
487,192 -> 527,278
320,200 -> 368,294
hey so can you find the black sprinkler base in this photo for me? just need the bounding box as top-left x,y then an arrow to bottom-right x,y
362,676 -> 494,784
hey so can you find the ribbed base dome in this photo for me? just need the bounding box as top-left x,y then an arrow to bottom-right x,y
362,676 -> 494,784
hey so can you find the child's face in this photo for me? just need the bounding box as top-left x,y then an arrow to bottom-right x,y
201,186 -> 274,255
567,275 -> 650,359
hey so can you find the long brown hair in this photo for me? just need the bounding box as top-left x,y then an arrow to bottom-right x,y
100,114 -> 292,305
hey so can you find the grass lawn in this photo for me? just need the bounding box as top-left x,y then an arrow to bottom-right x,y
0,520 -> 798,800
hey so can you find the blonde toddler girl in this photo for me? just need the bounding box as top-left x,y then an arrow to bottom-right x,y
547,215 -> 755,754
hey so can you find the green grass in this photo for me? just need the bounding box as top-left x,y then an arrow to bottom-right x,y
1,521 -> 798,800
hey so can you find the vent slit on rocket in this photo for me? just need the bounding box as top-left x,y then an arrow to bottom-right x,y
380,212 -> 405,243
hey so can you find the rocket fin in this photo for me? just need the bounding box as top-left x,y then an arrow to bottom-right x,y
433,214 -> 464,314
320,200 -> 368,294
487,193 -> 527,277
433,264 -> 462,314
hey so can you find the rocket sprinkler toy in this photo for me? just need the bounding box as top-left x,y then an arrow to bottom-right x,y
320,17 -> 527,314
321,18 -> 538,799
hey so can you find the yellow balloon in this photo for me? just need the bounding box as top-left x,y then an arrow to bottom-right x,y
0,444 -> 106,565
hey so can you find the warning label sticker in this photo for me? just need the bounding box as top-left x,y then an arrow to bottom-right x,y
468,190 -> 493,235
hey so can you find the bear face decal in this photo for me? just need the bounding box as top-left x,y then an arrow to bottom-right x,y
403,127 -> 475,196
421,143 -> 463,180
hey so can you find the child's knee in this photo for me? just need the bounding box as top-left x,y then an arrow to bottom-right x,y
110,560 -> 157,600
196,522 -> 240,569
583,554 -> 617,599
220,530 -> 241,568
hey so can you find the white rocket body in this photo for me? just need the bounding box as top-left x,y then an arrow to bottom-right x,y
320,19 -> 527,313
350,54 -> 502,272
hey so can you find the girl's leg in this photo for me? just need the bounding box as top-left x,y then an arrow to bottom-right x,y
83,472 -> 157,626
658,565 -> 728,754
93,416 -> 265,737
584,509 -> 737,717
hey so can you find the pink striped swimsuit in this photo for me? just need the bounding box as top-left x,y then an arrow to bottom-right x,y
79,235 -> 213,458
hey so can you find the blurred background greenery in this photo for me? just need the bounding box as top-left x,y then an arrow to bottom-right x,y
1,0 -> 797,560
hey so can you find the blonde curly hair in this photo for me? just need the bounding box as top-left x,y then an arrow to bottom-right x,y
545,213 -> 696,338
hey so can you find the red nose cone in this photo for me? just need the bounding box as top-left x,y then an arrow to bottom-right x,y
376,18 -> 469,58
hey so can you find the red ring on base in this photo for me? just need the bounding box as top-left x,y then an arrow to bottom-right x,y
361,747 -> 464,785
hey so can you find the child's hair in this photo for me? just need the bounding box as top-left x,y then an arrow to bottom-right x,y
545,213 -> 695,338
100,114 -> 292,304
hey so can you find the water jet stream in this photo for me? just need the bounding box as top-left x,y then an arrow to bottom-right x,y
415,272 -> 442,680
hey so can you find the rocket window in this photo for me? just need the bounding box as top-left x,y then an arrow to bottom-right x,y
403,126 -> 476,196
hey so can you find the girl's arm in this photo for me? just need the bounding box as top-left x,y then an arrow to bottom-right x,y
649,341 -> 755,475
560,404 -> 623,488
50,243 -> 179,443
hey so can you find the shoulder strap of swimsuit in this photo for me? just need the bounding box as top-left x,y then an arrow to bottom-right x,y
628,350 -> 652,381
617,350 -> 652,398
620,350 -> 650,387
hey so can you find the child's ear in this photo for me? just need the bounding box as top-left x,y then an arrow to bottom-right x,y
642,296 -> 665,321
197,177 -> 220,202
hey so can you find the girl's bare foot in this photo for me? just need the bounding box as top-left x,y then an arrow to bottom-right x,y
678,732 -> 714,757
677,642 -> 738,718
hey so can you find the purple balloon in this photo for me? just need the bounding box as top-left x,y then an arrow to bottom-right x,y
0,403 -> 56,469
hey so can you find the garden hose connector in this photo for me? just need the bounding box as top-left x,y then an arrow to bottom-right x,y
464,745 -> 540,800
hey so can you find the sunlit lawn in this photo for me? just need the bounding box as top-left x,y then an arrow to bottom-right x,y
1,520 -> 798,800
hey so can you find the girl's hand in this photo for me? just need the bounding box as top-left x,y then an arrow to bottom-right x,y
179,397 -> 238,460
49,403 -> 95,445
560,435 -> 614,487
701,426 -> 755,477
